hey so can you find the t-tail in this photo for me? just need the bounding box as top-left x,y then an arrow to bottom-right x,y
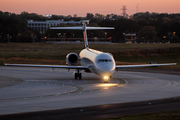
50,23 -> 114,49
83,23 -> 89,49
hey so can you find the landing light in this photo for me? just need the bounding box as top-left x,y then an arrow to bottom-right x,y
104,76 -> 109,80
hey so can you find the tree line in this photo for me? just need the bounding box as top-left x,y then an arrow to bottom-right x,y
0,11 -> 180,43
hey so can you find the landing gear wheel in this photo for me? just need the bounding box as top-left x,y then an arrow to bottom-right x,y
75,73 -> 78,79
79,73 -> 82,79
74,73 -> 82,79
104,80 -> 108,84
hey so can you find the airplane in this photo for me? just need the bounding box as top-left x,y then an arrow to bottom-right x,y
4,23 -> 176,83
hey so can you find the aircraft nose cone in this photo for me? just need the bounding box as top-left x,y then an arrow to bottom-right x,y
94,53 -> 116,77
97,66 -> 115,77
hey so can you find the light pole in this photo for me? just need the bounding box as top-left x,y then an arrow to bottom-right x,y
123,33 -> 125,43
17,34 -> 20,43
173,32 -> 176,43
31,34 -> 36,43
7,34 -> 11,43
105,32 -> 107,41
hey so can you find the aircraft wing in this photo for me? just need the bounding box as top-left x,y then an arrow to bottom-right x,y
116,63 -> 177,70
4,64 -> 87,69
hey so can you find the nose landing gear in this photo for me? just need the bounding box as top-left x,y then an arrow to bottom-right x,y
103,76 -> 111,84
104,80 -> 108,84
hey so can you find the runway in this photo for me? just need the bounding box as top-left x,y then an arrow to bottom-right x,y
0,66 -> 180,117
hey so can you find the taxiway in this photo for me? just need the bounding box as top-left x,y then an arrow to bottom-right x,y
0,66 -> 180,116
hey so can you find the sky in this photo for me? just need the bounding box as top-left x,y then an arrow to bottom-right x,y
0,0 -> 180,17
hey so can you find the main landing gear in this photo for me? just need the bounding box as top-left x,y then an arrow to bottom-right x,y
74,69 -> 82,79
75,73 -> 82,79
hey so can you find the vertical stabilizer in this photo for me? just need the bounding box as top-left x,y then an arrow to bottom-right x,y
83,23 -> 89,49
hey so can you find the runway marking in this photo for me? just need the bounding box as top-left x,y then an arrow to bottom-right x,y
0,80 -> 83,101
0,77 -> 126,101
124,79 -> 128,84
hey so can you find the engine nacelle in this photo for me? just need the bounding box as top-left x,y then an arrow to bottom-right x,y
66,53 -> 79,66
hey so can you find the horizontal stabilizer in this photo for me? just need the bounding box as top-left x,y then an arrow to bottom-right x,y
50,26 -> 114,30
51,27 -> 83,30
86,27 -> 114,30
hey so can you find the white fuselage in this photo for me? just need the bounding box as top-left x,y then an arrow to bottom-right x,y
79,48 -> 116,77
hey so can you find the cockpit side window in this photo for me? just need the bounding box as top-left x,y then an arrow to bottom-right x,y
97,59 -> 112,63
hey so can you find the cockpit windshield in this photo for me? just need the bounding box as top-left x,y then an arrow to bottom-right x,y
97,59 -> 112,63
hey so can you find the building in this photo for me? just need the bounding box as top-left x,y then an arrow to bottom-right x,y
27,19 -> 89,34
124,33 -> 136,43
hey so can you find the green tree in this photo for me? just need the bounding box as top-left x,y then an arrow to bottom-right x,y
86,13 -> 94,19
162,17 -> 171,23
20,30 -> 34,42
138,26 -> 157,42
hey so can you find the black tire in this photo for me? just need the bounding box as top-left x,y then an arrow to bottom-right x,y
104,80 -> 108,84
79,73 -> 82,79
75,73 -> 78,79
